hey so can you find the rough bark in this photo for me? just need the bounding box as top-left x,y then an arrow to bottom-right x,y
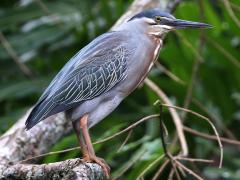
1,159 -> 103,180
0,0 -> 181,179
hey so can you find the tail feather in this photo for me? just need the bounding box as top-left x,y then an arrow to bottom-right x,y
25,97 -> 75,130
25,106 -> 41,130
25,97 -> 53,130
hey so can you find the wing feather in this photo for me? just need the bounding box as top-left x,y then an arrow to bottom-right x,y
25,31 -> 135,130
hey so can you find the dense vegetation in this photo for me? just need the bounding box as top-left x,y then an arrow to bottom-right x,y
0,0 -> 240,179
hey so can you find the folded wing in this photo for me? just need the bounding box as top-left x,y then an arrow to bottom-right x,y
26,32 -> 135,130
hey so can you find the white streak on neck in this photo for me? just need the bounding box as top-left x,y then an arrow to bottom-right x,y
147,40 -> 162,73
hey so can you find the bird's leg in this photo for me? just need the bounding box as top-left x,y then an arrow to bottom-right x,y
73,115 -> 110,178
80,115 -> 110,178
80,115 -> 96,157
72,120 -> 89,159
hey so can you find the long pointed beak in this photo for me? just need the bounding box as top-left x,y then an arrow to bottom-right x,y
170,19 -> 212,29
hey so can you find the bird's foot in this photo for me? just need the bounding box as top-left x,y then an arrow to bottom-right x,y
83,155 -> 110,179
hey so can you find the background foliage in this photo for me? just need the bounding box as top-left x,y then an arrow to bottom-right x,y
0,0 -> 240,179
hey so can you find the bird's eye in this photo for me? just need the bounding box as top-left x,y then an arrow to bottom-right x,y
155,16 -> 161,23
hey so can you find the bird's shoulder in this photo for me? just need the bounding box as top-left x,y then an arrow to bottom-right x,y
40,31 -> 135,101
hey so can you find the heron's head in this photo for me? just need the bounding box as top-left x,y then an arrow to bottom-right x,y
128,9 -> 212,37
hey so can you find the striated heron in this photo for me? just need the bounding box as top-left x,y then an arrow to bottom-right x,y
25,9 -> 211,178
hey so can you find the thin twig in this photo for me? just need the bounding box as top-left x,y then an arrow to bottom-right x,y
175,31 -> 204,63
161,103 -> 223,168
17,147 -> 80,164
163,122 -> 169,137
205,36 -> 240,68
223,0 -> 240,28
152,159 -> 170,180
159,104 -> 168,155
193,98 -> 237,140
176,157 -> 213,164
230,2 -> 240,12
167,168 -> 175,180
183,126 -> 240,146
117,129 -> 133,153
144,78 -> 188,156
0,31 -> 33,77
167,153 -> 182,180
158,104 -> 186,180
92,114 -> 159,145
136,154 -> 165,179
155,61 -> 186,85
152,107 -> 169,136
175,160 -> 203,180
169,154 -> 186,178
18,114 -> 159,163
171,162 -> 182,180
113,149 -> 146,180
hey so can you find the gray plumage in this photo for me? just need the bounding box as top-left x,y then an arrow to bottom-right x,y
26,9 -> 211,130
26,31 -> 136,129
129,8 -> 175,21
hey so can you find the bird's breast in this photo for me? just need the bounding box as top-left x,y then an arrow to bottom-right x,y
117,36 -> 162,96
153,38 -> 162,60
147,38 -> 162,73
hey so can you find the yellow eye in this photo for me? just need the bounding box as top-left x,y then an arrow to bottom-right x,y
155,16 -> 161,23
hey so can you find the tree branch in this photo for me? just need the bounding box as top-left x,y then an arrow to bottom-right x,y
1,159 -> 103,180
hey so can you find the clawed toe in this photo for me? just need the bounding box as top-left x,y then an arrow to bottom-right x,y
83,156 -> 110,179
95,157 -> 110,171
